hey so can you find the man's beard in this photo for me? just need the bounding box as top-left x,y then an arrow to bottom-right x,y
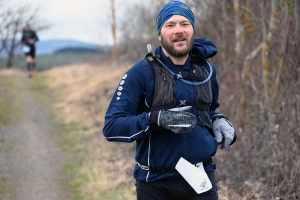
161,34 -> 194,58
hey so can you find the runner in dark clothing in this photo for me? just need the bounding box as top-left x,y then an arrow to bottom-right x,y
20,23 -> 39,78
103,1 -> 236,199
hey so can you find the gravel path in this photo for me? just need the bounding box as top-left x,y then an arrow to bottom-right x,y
0,75 -> 71,200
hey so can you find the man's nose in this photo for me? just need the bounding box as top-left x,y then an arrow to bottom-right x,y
174,24 -> 184,34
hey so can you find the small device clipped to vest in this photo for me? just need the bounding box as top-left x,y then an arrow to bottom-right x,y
146,44 -> 156,62
147,44 -> 152,53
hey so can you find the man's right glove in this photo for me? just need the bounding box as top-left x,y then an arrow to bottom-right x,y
149,106 -> 197,134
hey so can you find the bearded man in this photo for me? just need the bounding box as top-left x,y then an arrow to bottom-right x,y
103,1 -> 236,199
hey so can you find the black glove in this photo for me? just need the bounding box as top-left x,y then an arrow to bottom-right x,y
149,106 -> 197,134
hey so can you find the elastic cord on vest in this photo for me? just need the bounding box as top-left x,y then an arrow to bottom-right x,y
155,55 -> 212,86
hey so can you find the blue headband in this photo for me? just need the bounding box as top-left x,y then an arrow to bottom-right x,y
156,1 -> 195,35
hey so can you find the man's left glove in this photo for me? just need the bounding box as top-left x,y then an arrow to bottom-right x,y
212,115 -> 235,149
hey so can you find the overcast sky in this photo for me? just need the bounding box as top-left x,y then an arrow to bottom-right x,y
7,0 -> 140,45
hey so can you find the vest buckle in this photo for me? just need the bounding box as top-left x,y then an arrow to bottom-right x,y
176,73 -> 183,79
137,162 -> 150,171
179,100 -> 186,105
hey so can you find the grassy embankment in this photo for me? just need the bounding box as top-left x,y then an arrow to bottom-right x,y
0,70 -> 24,197
38,63 -> 136,200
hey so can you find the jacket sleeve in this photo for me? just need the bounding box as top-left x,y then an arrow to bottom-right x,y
102,60 -> 151,143
208,63 -> 236,145
33,31 -> 39,42
20,31 -> 25,44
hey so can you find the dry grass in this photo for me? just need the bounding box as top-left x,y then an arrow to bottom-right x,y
45,63 -> 129,126
0,68 -> 23,76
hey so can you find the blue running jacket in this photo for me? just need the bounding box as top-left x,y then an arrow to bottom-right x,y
103,38 -> 221,182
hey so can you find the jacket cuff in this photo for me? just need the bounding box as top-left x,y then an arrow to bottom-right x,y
211,114 -> 226,122
149,111 -> 164,132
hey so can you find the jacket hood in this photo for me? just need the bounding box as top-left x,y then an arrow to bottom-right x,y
192,38 -> 218,59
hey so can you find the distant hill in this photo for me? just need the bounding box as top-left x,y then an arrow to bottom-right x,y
0,39 -> 111,57
36,39 -> 105,54
54,47 -> 100,54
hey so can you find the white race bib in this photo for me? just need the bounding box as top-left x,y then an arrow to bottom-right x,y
175,157 -> 212,194
22,45 -> 30,53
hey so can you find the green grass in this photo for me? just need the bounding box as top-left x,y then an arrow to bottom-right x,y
0,138 -> 15,154
0,53 -> 103,72
0,178 -> 13,196
54,120 -> 136,200
0,73 -> 22,198
54,121 -> 91,200
30,73 -> 50,103
62,163 -> 89,200
30,74 -> 49,91
54,122 -> 88,153
0,75 -> 24,125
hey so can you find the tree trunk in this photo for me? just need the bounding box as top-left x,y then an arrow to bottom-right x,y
6,22 -> 19,68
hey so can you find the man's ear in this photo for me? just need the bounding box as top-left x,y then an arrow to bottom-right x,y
158,35 -> 161,42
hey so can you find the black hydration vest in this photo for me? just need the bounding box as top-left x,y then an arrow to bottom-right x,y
145,52 -> 213,132
22,30 -> 38,46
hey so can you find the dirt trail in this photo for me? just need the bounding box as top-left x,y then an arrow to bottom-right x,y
0,74 -> 71,200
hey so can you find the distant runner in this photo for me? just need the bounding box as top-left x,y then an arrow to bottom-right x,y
20,23 -> 39,78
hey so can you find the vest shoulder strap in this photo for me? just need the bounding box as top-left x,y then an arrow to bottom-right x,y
144,56 -> 175,112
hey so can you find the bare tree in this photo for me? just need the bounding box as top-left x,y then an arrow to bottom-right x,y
118,0 -> 168,61
111,0 -> 118,61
